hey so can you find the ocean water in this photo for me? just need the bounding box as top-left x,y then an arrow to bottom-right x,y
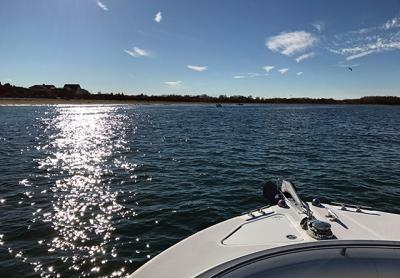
0,104 -> 400,277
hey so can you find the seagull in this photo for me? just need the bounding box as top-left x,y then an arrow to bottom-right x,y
348,67 -> 353,71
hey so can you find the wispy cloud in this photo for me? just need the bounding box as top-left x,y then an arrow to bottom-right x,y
296,71 -> 303,75
154,11 -> 162,23
263,65 -> 274,72
295,52 -> 315,63
278,68 -> 289,74
124,47 -> 150,57
233,73 -> 261,79
384,16 -> 400,30
312,21 -> 325,32
266,31 -> 317,56
337,40 -> 400,61
187,65 -> 208,72
96,0 -> 109,11
346,51 -> 374,60
329,16 -> 400,60
335,63 -> 360,68
340,16 -> 400,36
165,81 -> 182,86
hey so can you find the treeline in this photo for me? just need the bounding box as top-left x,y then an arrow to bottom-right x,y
1,82 -> 399,105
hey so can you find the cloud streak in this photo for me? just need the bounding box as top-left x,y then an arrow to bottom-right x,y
263,65 -> 274,72
346,50 -> 375,60
266,31 -> 317,56
187,65 -> 208,72
124,47 -> 150,57
164,81 -> 182,86
154,11 -> 162,23
96,0 -> 109,11
336,39 -> 400,61
312,21 -> 325,32
329,16 -> 400,60
384,16 -> 400,30
278,68 -> 289,74
295,52 -> 315,63
335,63 -> 360,68
233,73 -> 261,79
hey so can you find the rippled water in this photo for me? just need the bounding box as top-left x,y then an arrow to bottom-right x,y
1,104 -> 400,277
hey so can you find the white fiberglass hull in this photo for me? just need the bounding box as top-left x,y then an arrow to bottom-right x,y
130,201 -> 400,278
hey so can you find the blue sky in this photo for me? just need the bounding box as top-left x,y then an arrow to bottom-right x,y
0,0 -> 400,98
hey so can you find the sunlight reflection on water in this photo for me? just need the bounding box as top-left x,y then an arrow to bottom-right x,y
31,106 -> 134,277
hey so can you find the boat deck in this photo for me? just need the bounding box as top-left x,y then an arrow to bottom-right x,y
130,203 -> 400,278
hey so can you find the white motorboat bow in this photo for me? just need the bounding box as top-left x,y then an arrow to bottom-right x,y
130,180 -> 400,278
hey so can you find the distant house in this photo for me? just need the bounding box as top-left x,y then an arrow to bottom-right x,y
63,84 -> 81,91
63,84 -> 90,96
29,84 -> 56,90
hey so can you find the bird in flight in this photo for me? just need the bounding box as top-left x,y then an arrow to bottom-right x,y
348,67 -> 353,71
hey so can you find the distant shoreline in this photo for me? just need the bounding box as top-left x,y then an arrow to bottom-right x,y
0,98 -> 197,105
1,83 -> 399,105
1,97 -> 400,106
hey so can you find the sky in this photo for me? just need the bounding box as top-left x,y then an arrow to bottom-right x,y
0,0 -> 400,98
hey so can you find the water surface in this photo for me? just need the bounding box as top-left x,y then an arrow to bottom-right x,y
1,104 -> 400,277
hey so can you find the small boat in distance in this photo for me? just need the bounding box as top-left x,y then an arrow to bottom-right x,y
216,103 -> 222,108
130,180 -> 400,278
